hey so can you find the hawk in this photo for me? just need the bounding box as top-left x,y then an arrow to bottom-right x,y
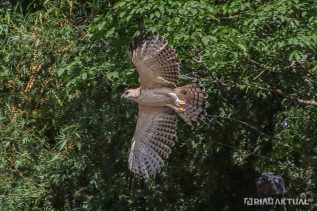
122,34 -> 207,179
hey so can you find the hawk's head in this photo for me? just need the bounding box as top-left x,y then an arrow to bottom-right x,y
121,88 -> 140,101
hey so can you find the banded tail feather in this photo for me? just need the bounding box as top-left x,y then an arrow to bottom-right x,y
175,84 -> 208,126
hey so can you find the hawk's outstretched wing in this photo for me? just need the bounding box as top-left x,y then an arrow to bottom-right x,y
132,35 -> 180,88
128,106 -> 177,179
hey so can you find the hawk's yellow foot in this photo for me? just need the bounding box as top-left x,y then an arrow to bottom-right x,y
177,107 -> 186,112
178,99 -> 186,105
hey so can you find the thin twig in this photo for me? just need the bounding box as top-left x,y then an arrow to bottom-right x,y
209,115 -> 271,138
253,69 -> 266,80
247,58 -> 274,70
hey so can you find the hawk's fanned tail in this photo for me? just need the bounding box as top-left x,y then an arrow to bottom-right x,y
175,84 -> 208,126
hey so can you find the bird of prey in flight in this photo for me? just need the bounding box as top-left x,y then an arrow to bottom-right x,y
122,34 -> 207,179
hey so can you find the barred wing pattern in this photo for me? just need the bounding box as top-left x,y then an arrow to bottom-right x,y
132,35 -> 180,88
128,106 -> 177,179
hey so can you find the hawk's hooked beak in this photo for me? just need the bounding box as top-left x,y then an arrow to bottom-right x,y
121,89 -> 138,102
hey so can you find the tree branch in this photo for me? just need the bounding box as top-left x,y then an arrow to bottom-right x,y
272,88 -> 317,107
295,98 -> 317,106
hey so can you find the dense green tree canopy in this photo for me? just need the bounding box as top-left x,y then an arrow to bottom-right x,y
0,0 -> 316,210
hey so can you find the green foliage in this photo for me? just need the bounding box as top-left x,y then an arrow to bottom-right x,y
0,0 -> 317,210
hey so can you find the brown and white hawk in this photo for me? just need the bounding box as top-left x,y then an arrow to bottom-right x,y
122,34 -> 207,179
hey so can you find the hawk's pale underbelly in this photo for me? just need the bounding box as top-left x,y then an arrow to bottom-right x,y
136,88 -> 175,107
